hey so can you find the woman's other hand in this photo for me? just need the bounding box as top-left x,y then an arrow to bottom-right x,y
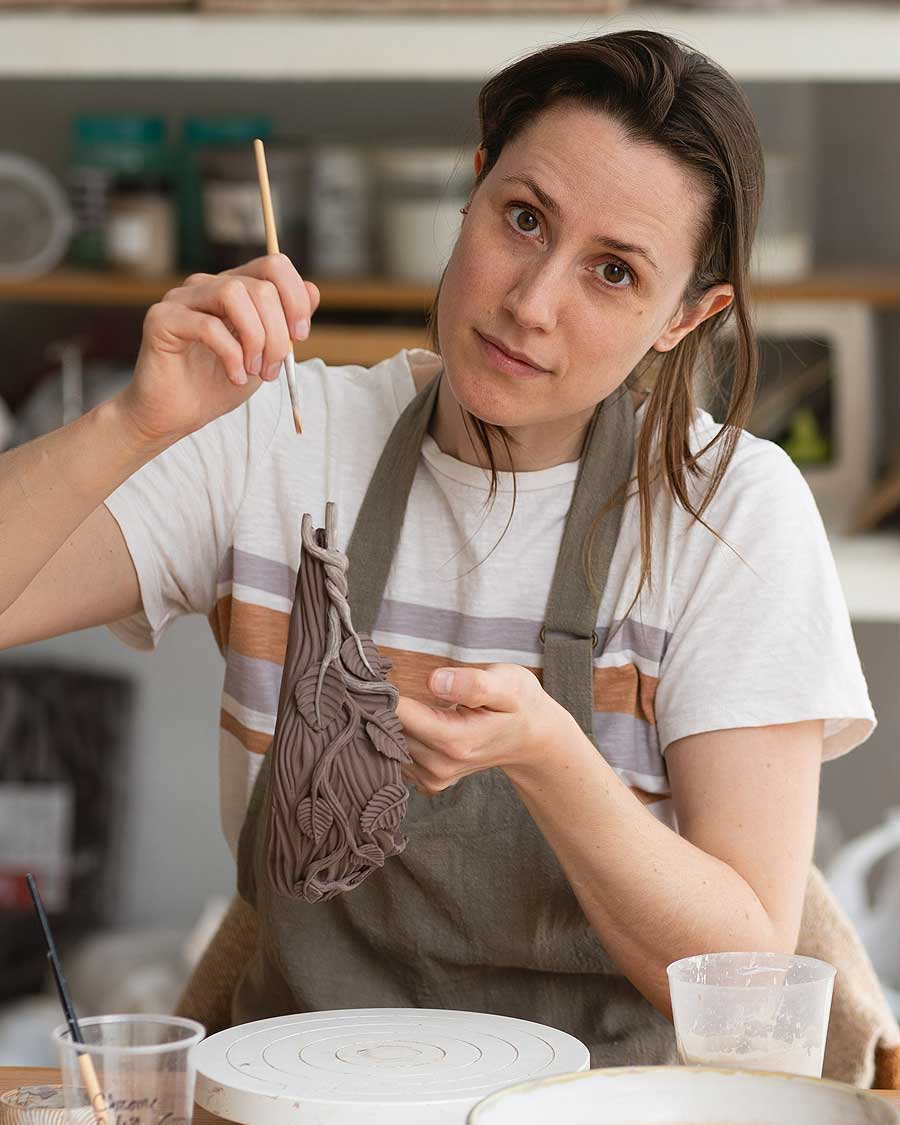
396,664 -> 576,794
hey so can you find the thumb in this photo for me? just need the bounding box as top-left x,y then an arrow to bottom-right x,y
429,666 -> 510,710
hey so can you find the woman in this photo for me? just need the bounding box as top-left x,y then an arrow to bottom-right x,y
0,31 -> 875,1065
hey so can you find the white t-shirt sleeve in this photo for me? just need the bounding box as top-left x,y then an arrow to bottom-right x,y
655,439 -> 876,761
103,380 -> 284,651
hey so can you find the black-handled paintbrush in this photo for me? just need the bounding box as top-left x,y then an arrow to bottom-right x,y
26,873 -> 108,1124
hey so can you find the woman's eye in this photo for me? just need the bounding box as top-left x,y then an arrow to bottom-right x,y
506,207 -> 634,292
506,204 -> 541,237
596,261 -> 634,288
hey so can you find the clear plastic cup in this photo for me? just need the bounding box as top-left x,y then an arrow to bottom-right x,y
0,1084 -> 95,1124
53,1014 -> 205,1125
667,952 -> 836,1078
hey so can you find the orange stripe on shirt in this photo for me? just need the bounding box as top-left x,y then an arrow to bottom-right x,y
216,599 -> 656,726
220,708 -> 274,756
212,595 -> 290,665
380,646 -> 657,723
220,637 -> 666,804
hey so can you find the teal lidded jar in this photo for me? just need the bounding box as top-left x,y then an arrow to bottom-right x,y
67,114 -> 171,269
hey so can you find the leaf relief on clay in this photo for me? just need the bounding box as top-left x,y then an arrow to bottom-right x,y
340,634 -> 384,681
360,783 -> 408,835
293,663 -> 346,731
366,721 -> 410,763
356,842 -> 386,867
296,796 -> 335,843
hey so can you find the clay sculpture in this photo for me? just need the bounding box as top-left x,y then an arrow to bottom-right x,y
266,502 -> 410,903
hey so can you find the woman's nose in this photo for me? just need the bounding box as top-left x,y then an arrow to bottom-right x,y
501,259 -> 565,333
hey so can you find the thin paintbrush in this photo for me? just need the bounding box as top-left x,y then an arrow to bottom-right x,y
26,873 -> 108,1125
253,137 -> 303,435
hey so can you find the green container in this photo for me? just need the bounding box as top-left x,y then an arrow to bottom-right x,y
68,114 -> 173,269
74,114 -> 169,176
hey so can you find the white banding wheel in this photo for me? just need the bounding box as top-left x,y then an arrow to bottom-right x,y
193,1008 -> 590,1125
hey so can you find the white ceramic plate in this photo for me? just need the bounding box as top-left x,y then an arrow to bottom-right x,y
468,1065 -> 900,1125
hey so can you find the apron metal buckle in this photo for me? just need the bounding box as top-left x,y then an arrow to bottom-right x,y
539,624 -> 599,649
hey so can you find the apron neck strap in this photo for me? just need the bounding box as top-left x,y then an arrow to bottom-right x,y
346,372 -> 441,633
540,386 -> 634,741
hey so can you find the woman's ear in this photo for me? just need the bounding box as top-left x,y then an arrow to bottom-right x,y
652,284 -> 733,353
473,146 -> 485,178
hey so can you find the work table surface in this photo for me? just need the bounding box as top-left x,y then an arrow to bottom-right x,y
3,1064 -> 900,1120
0,1067 -> 228,1124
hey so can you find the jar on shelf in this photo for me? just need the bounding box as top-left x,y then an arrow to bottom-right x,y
752,149 -> 812,281
66,114 -> 171,270
179,116 -> 308,274
373,146 -> 472,284
107,171 -> 177,278
306,145 -> 373,280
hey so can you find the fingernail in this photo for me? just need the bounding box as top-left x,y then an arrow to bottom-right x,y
250,354 -> 263,375
293,318 -> 310,341
266,361 -> 282,380
432,670 -> 454,695
236,370 -> 248,385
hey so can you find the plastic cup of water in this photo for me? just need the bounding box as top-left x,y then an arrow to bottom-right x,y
53,1014 -> 205,1125
667,952 -> 836,1078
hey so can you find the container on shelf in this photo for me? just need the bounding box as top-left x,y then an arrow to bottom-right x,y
0,153 -> 74,281
179,116 -> 307,274
306,145 -> 373,280
752,149 -> 812,281
106,171 -> 177,279
373,145 -> 471,284
66,114 -> 172,271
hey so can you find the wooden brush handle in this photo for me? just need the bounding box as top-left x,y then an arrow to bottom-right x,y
253,139 -> 280,256
252,136 -> 303,435
77,1054 -> 108,1125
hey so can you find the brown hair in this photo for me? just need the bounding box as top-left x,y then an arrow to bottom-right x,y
426,29 -> 763,601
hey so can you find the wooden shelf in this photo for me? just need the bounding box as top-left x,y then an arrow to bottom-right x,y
752,269 -> 900,308
3,7 -> 900,81
0,270 -> 436,311
292,324 -> 427,366
3,268 -> 900,310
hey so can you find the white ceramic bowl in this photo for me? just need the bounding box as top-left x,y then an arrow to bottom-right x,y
468,1065 -> 900,1125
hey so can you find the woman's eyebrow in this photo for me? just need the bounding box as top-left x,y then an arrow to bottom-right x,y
500,173 -> 662,277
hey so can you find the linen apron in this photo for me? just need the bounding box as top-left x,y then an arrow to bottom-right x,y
233,373 -> 677,1067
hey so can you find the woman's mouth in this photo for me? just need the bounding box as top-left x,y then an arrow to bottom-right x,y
476,331 -> 549,379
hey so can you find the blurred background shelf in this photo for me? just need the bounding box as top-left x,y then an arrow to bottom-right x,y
3,267 -> 900,310
0,271 -> 437,310
830,533 -> 900,624
2,6 -> 900,81
287,324 -> 426,364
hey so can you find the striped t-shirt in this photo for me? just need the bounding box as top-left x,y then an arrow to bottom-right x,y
104,347 -> 875,855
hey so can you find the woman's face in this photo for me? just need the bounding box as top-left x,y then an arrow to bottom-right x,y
436,102 -> 732,431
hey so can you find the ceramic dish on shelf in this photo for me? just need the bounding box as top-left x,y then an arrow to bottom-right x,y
0,154 -> 73,281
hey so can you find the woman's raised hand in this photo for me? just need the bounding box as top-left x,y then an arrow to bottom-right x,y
118,253 -> 320,445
